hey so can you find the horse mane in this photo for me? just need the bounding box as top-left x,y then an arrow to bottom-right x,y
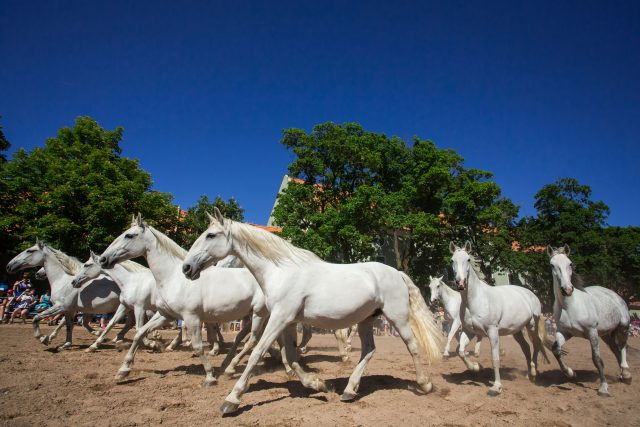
231,221 -> 321,265
148,226 -> 187,260
119,260 -> 150,273
571,271 -> 586,291
49,248 -> 83,275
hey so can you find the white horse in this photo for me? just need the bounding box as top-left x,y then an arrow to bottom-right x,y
6,240 -> 131,349
428,276 -> 482,358
97,214 -> 274,385
547,244 -> 632,396
449,241 -> 548,395
71,252 -> 165,353
182,208 -> 443,414
72,251 -> 230,355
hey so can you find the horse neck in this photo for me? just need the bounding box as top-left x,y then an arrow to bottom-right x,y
101,264 -> 129,291
143,236 -> 182,289
229,230 -> 276,290
42,251 -> 73,298
439,283 -> 460,309
462,264 -> 489,305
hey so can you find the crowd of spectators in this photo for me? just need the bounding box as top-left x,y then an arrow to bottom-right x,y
0,272 -> 52,324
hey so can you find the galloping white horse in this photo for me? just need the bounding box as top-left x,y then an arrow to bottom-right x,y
97,214 -> 274,385
72,251 -> 229,355
182,208 -> 443,414
547,245 -> 632,396
449,241 -> 548,395
71,253 -> 163,353
428,276 -> 482,357
6,240 -> 131,349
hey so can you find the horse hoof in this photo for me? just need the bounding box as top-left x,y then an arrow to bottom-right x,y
115,370 -> 131,382
298,347 -> 308,354
488,385 -> 502,396
620,370 -> 632,384
341,356 -> 350,363
443,352 -> 450,358
472,363 -> 480,373
418,380 -> 433,394
208,350 -> 220,357
91,331 -> 102,336
565,368 -> 576,379
85,346 -> 97,353
597,390 -> 611,397
203,378 -> 217,387
314,379 -> 327,392
222,370 -> 235,379
220,400 -> 239,415
40,336 -> 50,346
340,392 -> 357,402
58,343 -> 71,350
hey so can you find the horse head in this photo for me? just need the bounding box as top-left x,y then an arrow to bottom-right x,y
72,251 -> 103,288
183,207 -> 233,281
449,241 -> 473,290
547,244 -> 574,297
99,213 -> 149,269
6,239 -> 47,273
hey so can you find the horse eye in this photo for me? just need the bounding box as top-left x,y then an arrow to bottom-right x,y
206,233 -> 216,239
26,249 -> 35,253
124,233 -> 136,239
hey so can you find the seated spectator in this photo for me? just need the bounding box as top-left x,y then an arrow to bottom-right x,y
10,289 -> 36,323
1,289 -> 15,323
35,291 -> 52,312
13,272 -> 32,297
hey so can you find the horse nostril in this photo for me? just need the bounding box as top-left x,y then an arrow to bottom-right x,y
183,264 -> 191,274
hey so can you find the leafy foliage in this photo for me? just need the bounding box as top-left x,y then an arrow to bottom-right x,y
173,195 -> 244,248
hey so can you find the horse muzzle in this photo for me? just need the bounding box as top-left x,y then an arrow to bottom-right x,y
6,261 -> 19,274
561,287 -> 573,297
457,279 -> 466,291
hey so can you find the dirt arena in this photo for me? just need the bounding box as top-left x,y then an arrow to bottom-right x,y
0,324 -> 637,426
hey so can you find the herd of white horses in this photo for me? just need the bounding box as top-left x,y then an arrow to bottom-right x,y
5,209 -> 633,414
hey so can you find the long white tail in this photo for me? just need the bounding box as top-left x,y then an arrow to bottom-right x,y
527,315 -> 550,364
401,272 -> 444,364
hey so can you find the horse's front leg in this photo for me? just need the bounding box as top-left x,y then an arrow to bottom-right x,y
82,314 -> 101,336
552,331 -> 575,379
341,317 -> 376,401
221,311 -> 292,415
33,305 -> 63,344
87,304 -> 128,352
134,306 -> 162,351
221,314 -> 257,376
116,311 -> 170,381
457,331 -> 479,372
588,329 -> 610,396
298,324 -> 312,354
445,317 -> 461,357
487,326 -> 502,396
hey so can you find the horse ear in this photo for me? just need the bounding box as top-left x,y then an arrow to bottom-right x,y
563,244 -> 571,256
214,207 -> 225,225
438,275 -> 444,281
449,241 -> 457,254
206,211 -> 215,224
36,238 -> 45,250
546,245 -> 555,257
131,214 -> 136,226
464,240 -> 473,253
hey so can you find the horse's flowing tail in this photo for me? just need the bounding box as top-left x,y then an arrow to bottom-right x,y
527,315 -> 550,364
401,273 -> 444,364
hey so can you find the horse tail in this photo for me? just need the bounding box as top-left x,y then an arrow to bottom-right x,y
527,315 -> 550,364
401,272 -> 443,364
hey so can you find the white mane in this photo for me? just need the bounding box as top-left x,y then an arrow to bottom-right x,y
148,226 -> 187,260
49,247 -> 83,275
231,221 -> 321,265
119,259 -> 150,273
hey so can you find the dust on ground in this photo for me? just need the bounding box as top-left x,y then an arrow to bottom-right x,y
0,324 -> 637,426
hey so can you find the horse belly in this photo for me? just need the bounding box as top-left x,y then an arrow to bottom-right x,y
301,295 -> 379,330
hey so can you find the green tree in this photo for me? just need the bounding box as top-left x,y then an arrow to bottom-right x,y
174,195 -> 244,248
0,117 -> 10,163
0,116 -> 179,260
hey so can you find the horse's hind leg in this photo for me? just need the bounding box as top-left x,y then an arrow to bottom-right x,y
222,314 -> 261,377
513,330 -> 535,381
473,335 -> 483,357
58,313 -> 75,350
487,326 -> 502,396
588,329 -> 610,396
281,323 -> 326,391
341,317 -> 376,401
115,309 -> 136,342
298,324 -> 312,354
166,322 -> 184,351
185,316 -> 216,386
603,327 -> 632,384
82,315 -> 101,336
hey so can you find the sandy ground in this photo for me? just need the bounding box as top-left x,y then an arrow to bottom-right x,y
0,323 -> 638,426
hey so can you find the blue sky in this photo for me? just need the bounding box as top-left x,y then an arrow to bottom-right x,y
1,1 -> 638,226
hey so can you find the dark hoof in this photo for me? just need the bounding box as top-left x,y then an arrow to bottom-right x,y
340,392 -> 357,402
220,400 -> 239,415
620,376 -> 632,385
